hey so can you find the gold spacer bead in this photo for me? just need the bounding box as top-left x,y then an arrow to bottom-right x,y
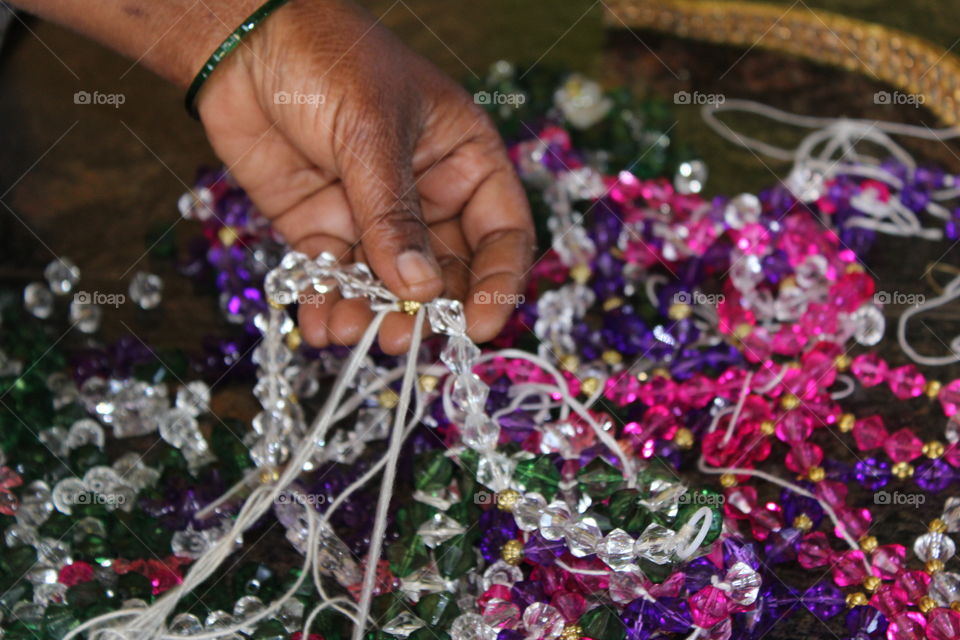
259,467 -> 280,483
807,466 -> 826,482
925,380 -> 943,399
930,518 -> 948,534
835,354 -> 852,372
603,297 -> 624,311
952,601 -> 960,612
668,302 -> 692,320
674,427 -> 694,449
651,367 -> 672,379
846,263 -> 865,274
779,276 -> 797,290
838,413 -> 856,433
862,575 -> 882,593
760,419 -> 776,436
793,514 -> 813,532
781,394 -> 800,410
378,388 -> 399,409
268,298 -> 287,310
859,535 -> 878,553
560,354 -> 580,372
218,225 -> 240,247
418,374 -> 439,393
580,377 -> 600,397
918,596 -> 937,613
501,539 -> 524,565
927,559 -> 945,574
719,473 -> 738,488
570,264 -> 592,284
733,323 -> 753,340
923,441 -> 945,459
846,592 -> 868,607
602,350 -> 623,366
559,624 -> 582,640
400,300 -> 422,315
891,462 -> 914,479
496,489 -> 520,512
285,327 -> 302,351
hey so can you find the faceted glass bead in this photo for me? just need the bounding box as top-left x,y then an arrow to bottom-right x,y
482,599 -> 520,629
940,380 -> 960,417
850,305 -> 885,346
481,561 -> 523,590
521,602 -> 564,640
831,550 -> 867,586
69,299 -> 102,333
674,160 -> 707,195
564,518 -> 601,557
452,374 -> 489,414
888,612 -> 927,640
158,409 -> 200,448
513,493 -> 547,532
539,501 -> 572,541
888,365 -> 925,399
634,523 -> 675,565
24,282 -> 54,319
852,416 -> 887,451
66,419 -> 105,450
929,572 -> 960,607
913,532 -> 956,563
383,613 -> 427,637
176,381 -> 211,416
943,497 -> 960,532
461,414 -> 500,451
725,561 -> 761,606
689,585 -> 730,628
871,544 -> 906,580
883,428 -> 923,462
798,532 -> 833,569
928,608 -> 960,640
129,271 -> 164,309
170,613 -> 204,634
802,582 -> 844,620
851,353 -> 888,387
597,528 -> 636,571
576,457 -> 624,499
441,336 -> 482,377
44,257 -> 80,295
428,299 -> 467,335
514,457 -> 561,500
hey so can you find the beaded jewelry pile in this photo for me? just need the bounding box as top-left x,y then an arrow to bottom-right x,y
3,63 -> 960,640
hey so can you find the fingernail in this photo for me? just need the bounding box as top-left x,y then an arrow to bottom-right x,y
397,250 -> 440,288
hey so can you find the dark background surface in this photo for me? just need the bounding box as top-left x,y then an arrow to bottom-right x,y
2,1 -> 960,638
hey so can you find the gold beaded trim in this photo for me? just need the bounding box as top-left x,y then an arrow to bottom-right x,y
602,0 -> 960,125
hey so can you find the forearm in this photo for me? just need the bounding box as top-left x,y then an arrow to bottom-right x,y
9,0 -> 264,87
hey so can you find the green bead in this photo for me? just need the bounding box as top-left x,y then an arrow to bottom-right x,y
42,604 -> 79,640
116,571 -> 153,601
580,603 -> 626,640
637,557 -> 672,584
415,592 -> 460,627
387,535 -> 429,577
513,456 -> 561,500
252,619 -> 287,640
371,591 -> 407,625
607,489 -> 652,534
435,534 -> 475,579
576,457 -> 624,499
675,489 -> 723,546
414,451 -> 453,492
1,545 -> 37,575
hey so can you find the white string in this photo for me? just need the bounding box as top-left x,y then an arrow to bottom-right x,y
898,273 -> 960,366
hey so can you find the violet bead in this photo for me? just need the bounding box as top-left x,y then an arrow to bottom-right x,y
914,458 -> 955,492
854,458 -> 891,490
845,605 -> 888,639
802,582 -> 844,620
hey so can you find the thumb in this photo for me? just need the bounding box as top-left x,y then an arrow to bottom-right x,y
340,126 -> 443,303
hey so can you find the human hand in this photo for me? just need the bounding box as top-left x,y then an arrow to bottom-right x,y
196,0 -> 535,354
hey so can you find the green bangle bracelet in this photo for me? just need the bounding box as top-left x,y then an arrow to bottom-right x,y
184,0 -> 291,118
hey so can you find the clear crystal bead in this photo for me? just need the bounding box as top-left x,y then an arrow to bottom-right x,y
851,304 -> 885,346
66,419 -> 105,450
277,598 -> 305,631
452,374 -> 489,414
18,481 -> 54,526
441,336 -> 481,376
158,408 -> 200,448
634,523 -> 676,565
482,598 -> 520,629
513,493 -> 547,531
12,601 -> 46,624
52,478 -> 88,515
204,610 -> 237,630
943,497 -> 960,532
129,271 -> 163,309
724,193 -> 761,229
674,160 -> 707,195
565,517 -> 602,557
428,299 -> 467,335
38,427 -> 69,458
608,568 -> 649,603
539,501 -> 572,541
481,560 -> 523,590
44,258 -> 80,295
725,561 -> 761,605
233,595 -> 265,621
451,613 -> 495,640
521,602 -> 564,640
170,613 -> 204,634
24,282 -> 54,319
929,571 -> 960,607
176,381 -> 211,416
475,453 -> 515,492
6,523 -> 38,547
33,582 -> 67,605
68,299 -> 101,333
171,527 -> 215,559
36,537 -> 71,565
418,512 -> 466,548
0,348 -> 23,378
26,566 -> 58,586
914,532 -> 956,562
384,612 -> 427,638
461,414 -> 499,451
597,528 -> 636,571
82,467 -> 123,495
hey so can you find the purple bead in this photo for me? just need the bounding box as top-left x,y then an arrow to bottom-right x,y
510,580 -> 546,609
802,582 -> 844,620
497,630 -> 524,640
845,605 -> 888,639
781,489 -> 824,530
900,185 -> 930,212
763,527 -> 802,564
722,538 -> 761,571
853,458 -> 891,490
522,532 -> 564,566
681,557 -> 717,592
621,598 -> 654,640
478,510 -> 518,562
914,458 -> 955,492
647,596 -> 692,633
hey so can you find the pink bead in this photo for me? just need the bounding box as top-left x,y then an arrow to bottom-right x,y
797,532 -> 834,569
799,303 -> 838,340
604,373 -> 641,406
888,612 -> 927,640
814,480 -> 848,508
883,428 -> 923,463
637,375 -> 678,406
58,561 -> 95,587
894,570 -> 931,604
851,415 -> 888,451
833,507 -> 872,539
770,325 -> 806,356
801,342 -> 841,388
870,583 -> 909,618
831,550 -> 868,586
888,364 -> 926,399
688,586 -> 731,628
724,486 -> 758,520
850,352 -> 888,387
677,374 -> 715,409
785,442 -> 823,473
550,591 -> 587,622
870,544 -> 905,580
478,585 -> 513,610
944,444 -> 960,468
829,271 -> 875,312
775,411 -> 813,444
939,379 -> 960,417
927,608 -> 960,640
